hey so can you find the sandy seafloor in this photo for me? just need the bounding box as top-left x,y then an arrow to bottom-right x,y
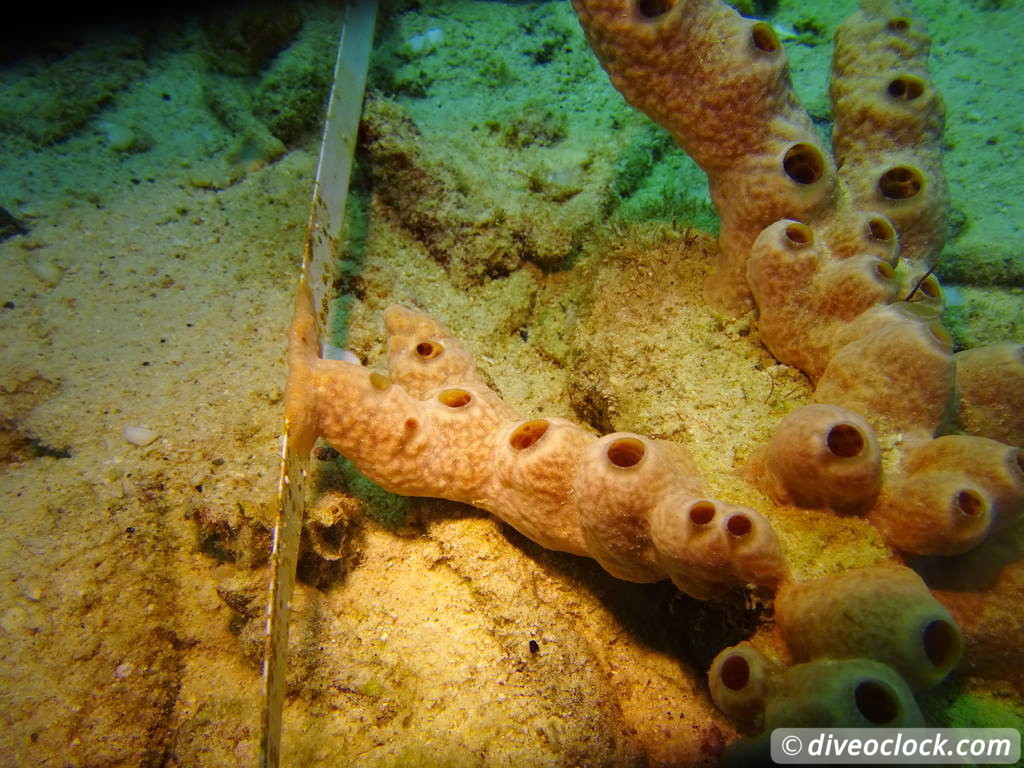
1,0 -> 1023,765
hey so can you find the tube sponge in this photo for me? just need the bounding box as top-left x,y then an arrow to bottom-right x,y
568,432 -> 789,592
830,0 -> 948,267
775,564 -> 962,690
955,343 -> 1024,448
572,0 -> 848,315
717,656 -> 924,764
903,435 -> 1024,515
574,434 -> 702,582
493,417 -> 596,556
306,305 -> 792,598
756,403 -> 882,514
909,438 -> 1024,505
764,658 -> 925,729
813,312 -> 956,436
317,367 -> 516,503
748,219 -> 899,380
384,304 -> 488,398
870,471 -> 994,556
650,494 -> 788,599
707,642 -> 781,726
870,433 -> 1023,555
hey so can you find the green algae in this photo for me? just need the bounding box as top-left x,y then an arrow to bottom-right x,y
944,286 -> 1024,350
0,31 -> 145,148
947,689 -> 1024,731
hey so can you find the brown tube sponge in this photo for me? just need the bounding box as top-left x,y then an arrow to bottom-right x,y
813,312 -> 955,436
324,375 -> 519,502
757,403 -> 882,514
830,0 -> 948,266
572,0 -> 851,315
296,304 -> 802,603
493,417 -> 596,556
708,643 -> 781,726
574,434 -> 702,582
650,494 -> 788,599
384,304 -> 488,398
870,471 -> 994,556
955,343 -> 1024,448
775,564 -> 962,690
902,435 -> 1024,528
748,219 -> 899,380
763,658 -> 924,729
310,306 -> 797,594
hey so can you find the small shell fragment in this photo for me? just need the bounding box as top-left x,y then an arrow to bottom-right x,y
323,343 -> 361,364
29,258 -> 65,286
123,425 -> 159,447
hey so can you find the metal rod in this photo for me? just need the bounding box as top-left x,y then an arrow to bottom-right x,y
259,2 -> 377,765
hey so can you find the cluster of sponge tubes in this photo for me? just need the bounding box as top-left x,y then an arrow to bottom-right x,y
751,402 -> 1024,557
710,566 -> 960,725
707,564 -> 964,762
570,0 -> 1023,746
295,298 -> 1021,751
279,0 -> 1024,753
300,299 -> 1021,738
302,304 -> 789,601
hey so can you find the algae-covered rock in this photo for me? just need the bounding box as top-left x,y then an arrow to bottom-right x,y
357,97 -> 606,282
0,31 -> 144,147
0,207 -> 29,241
491,102 -> 568,149
196,4 -> 336,148
251,7 -> 338,144
731,0 -> 780,17
200,2 -> 303,77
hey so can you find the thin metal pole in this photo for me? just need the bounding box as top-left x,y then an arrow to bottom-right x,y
259,2 -> 378,765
